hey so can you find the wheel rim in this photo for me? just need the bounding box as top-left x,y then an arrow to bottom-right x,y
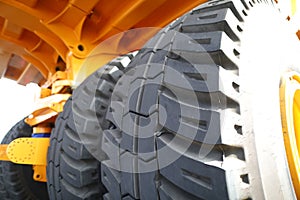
280,72 -> 300,198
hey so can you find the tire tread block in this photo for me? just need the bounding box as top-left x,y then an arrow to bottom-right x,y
157,137 -> 228,200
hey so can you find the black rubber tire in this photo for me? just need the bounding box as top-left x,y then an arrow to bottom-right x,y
0,119 -> 49,200
47,54 -> 134,199
101,1 -> 299,199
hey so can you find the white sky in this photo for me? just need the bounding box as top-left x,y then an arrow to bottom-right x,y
0,78 -> 39,141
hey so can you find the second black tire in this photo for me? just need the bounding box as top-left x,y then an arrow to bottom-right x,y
47,55 -> 134,199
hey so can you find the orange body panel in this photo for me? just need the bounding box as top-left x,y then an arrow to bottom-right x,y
0,0 -> 206,86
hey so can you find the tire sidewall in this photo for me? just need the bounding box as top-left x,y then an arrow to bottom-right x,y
240,4 -> 300,198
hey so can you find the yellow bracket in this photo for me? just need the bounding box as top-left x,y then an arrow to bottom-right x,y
44,71 -> 68,89
32,165 -> 47,182
33,127 -> 52,134
0,138 -> 49,182
6,138 -> 49,165
0,145 -> 9,161
52,79 -> 73,94
25,94 -> 71,126
40,88 -> 52,98
40,71 -> 71,97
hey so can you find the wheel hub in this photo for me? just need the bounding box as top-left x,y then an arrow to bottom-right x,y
280,72 -> 300,198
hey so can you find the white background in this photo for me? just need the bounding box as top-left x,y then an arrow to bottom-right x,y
0,79 -> 39,141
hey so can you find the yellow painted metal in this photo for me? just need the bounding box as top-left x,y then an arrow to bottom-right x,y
24,75 -> 72,128
26,111 -> 57,126
294,90 -> 300,153
68,27 -> 163,84
32,165 -> 47,182
6,138 -> 49,165
43,71 -> 68,89
0,141 -> 48,183
51,80 -> 73,94
33,127 -> 52,134
280,72 -> 300,198
40,88 -> 51,98
0,145 -> 9,161
0,0 -> 207,85
25,94 -> 71,126
2,138 -> 50,182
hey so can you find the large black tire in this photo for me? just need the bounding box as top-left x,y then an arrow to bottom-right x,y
101,1 -> 300,199
47,54 -> 134,199
0,119 -> 49,200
